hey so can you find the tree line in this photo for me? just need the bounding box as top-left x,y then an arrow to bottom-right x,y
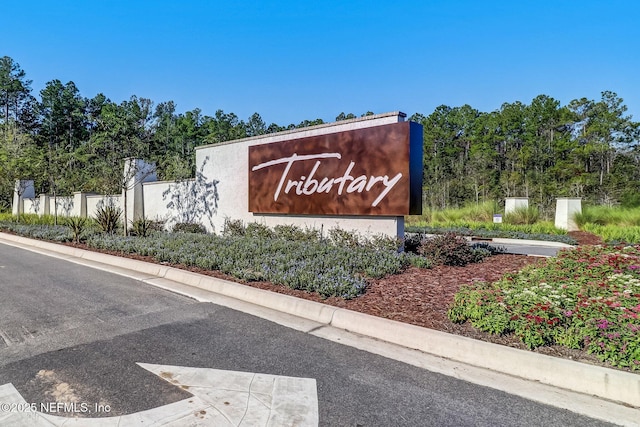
1,55 -> 639,214
409,93 -> 639,214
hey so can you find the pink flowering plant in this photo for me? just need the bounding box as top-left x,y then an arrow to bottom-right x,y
448,244 -> 640,369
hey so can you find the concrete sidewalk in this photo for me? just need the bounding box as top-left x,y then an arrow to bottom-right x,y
0,232 -> 638,426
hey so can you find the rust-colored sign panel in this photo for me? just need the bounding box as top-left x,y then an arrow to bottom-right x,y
248,121 -> 423,216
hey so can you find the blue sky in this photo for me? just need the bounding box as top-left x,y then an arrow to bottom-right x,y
4,1 -> 639,125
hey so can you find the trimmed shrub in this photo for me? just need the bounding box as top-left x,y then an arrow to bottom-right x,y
0,222 -> 71,241
328,227 -> 362,248
85,230 -> 410,299
471,242 -> 506,258
272,224 -> 321,242
172,222 -> 207,234
245,222 -> 274,239
407,253 -> 434,269
366,234 -> 403,252
418,232 -> 477,266
403,232 -> 424,253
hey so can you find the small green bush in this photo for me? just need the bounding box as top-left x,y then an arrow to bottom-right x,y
418,232 -> 477,266
272,224 -> 321,241
328,227 -> 362,247
95,205 -> 122,234
245,222 -> 274,239
63,216 -> 88,243
172,222 -> 207,234
471,242 -> 506,257
130,217 -> 164,237
403,233 -> 424,253
407,253 -> 434,269
222,218 -> 245,236
365,234 -> 403,252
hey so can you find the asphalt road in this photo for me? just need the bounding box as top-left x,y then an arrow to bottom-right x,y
0,242 -> 613,426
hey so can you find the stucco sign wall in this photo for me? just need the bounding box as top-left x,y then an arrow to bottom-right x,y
248,121 -> 422,216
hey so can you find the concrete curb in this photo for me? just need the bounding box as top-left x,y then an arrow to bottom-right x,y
1,232 -> 638,410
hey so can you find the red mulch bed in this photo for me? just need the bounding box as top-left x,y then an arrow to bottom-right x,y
62,230 -> 624,370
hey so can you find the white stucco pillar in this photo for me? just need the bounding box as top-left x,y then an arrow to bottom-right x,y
12,180 -> 35,215
73,192 -> 88,217
555,198 -> 582,231
39,194 -> 50,216
123,158 -> 157,225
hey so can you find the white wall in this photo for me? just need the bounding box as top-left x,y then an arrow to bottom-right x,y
10,113 -> 411,238
124,158 -> 157,225
195,112 -> 406,237
53,197 -> 74,217
86,195 -> 121,218
23,198 -> 39,215
142,181 -> 177,226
